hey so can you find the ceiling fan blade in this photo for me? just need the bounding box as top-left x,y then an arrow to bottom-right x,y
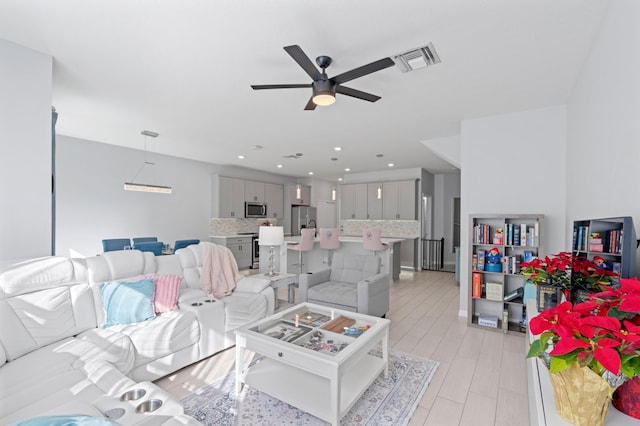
304,97 -> 317,110
331,57 -> 395,85
336,85 -> 381,102
284,45 -> 322,80
251,84 -> 310,90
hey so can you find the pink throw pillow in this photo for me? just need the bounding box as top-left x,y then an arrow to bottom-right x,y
153,275 -> 181,313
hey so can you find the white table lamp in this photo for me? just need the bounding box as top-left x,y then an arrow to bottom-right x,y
259,226 -> 284,276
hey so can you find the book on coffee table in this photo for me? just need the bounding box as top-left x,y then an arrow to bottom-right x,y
321,316 -> 356,334
256,321 -> 312,342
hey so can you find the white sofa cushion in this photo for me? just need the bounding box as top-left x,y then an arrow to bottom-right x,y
176,244 -> 205,290
221,292 -> 269,332
0,283 -> 96,361
105,310 -> 199,368
0,257 -> 76,298
235,276 -> 271,293
85,251 -> 156,284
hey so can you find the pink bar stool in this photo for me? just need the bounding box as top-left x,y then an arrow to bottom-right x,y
288,228 -> 316,275
319,228 -> 340,265
362,228 -> 388,256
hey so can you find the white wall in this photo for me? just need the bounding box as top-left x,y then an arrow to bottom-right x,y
566,0 -> 640,269
56,135 -> 215,257
0,40 -> 52,261
459,105 -> 567,316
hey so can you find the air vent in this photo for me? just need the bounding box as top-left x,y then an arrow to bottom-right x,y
393,42 -> 441,73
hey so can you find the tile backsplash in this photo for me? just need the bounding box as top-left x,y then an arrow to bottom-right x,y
210,218 -> 277,236
341,220 -> 420,238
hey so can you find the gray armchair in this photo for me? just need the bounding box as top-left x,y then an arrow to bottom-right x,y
298,253 -> 390,317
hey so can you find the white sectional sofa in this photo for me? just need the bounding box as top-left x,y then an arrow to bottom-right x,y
0,243 -> 275,425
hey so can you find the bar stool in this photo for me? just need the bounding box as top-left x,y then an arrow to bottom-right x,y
288,228 -> 316,275
362,228 -> 388,257
319,228 -> 340,265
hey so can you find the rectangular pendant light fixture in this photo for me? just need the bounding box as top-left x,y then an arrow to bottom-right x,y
124,130 -> 172,194
124,182 -> 172,193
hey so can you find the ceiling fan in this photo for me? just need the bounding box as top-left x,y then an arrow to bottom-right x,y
251,45 -> 395,110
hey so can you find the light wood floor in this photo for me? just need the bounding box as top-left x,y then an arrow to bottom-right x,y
154,269 -> 529,425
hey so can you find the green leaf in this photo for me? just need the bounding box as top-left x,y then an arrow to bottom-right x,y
550,356 -> 571,373
527,339 -> 546,358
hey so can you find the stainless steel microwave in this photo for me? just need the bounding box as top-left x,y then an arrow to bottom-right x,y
245,202 -> 267,218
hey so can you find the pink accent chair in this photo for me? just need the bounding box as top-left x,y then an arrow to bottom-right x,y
362,228 -> 388,256
319,228 -> 340,265
288,228 -> 316,275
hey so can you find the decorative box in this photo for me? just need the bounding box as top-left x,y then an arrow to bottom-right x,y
478,314 -> 498,328
485,282 -> 503,301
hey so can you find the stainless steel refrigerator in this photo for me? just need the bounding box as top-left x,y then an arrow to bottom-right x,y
291,206 -> 317,236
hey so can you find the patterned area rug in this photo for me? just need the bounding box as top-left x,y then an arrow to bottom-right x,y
181,349 -> 439,425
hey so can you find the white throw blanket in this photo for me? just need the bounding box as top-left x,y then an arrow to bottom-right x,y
200,242 -> 241,298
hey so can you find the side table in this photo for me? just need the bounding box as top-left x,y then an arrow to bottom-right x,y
256,272 -> 298,310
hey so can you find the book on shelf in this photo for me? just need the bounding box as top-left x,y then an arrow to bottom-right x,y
477,249 -> 485,271
472,273 -> 482,298
612,262 -> 621,277
472,254 -> 478,271
504,286 -> 524,302
520,224 -> 527,246
575,225 -> 589,251
493,228 -> 504,245
523,250 -> 535,264
534,222 -> 539,246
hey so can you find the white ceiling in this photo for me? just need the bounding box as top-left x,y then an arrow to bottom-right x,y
0,0 -> 609,181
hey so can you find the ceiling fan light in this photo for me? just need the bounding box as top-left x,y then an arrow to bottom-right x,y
312,92 -> 335,106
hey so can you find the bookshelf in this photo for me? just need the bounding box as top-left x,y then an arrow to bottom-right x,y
468,214 -> 544,334
572,216 -> 637,282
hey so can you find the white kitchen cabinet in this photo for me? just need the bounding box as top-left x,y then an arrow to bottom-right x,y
210,236 -> 252,270
245,180 -> 265,202
340,183 -> 368,220
382,180 -> 416,220
217,176 -> 245,218
264,183 -> 284,219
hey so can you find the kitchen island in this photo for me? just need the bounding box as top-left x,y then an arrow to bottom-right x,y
259,235 -> 406,282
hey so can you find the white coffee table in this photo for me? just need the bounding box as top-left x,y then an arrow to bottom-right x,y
235,303 -> 390,426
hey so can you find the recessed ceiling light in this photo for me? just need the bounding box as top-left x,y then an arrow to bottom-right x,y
308,171 -> 314,175
238,155 -> 245,159
334,147 -> 342,151
277,164 -> 283,168
345,168 -> 350,172
338,178 -> 343,181
388,163 -> 395,167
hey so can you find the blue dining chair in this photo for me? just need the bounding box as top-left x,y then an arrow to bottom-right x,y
173,239 -> 200,252
133,241 -> 163,256
102,238 -> 131,252
132,237 -> 158,245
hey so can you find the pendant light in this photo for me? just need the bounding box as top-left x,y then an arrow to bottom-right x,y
124,130 -> 172,194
